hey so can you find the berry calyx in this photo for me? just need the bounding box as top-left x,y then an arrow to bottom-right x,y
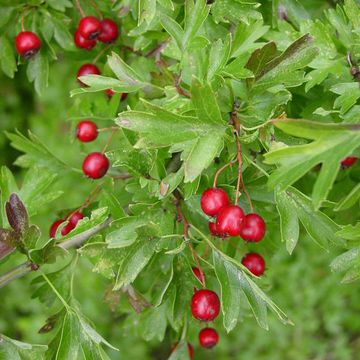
191,289 -> 220,322
74,30 -> 96,50
216,205 -> 245,237
98,18 -> 119,43
82,152 -> 110,179
76,120 -> 98,142
199,327 -> 219,349
77,64 -> 100,86
241,253 -> 265,276
200,188 -> 229,216
15,31 -> 41,59
78,16 -> 102,40
239,213 -> 266,242
192,267 -> 206,285
341,156 -> 358,168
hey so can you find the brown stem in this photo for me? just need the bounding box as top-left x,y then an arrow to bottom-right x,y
87,0 -> 103,19
231,100 -> 253,211
174,75 -> 191,99
21,15 -> 25,31
174,190 -> 205,287
212,159 -> 236,188
102,128 -> 117,153
121,45 -> 142,56
98,126 -> 119,133
92,44 -> 113,64
75,0 -> 85,17
146,40 -> 169,58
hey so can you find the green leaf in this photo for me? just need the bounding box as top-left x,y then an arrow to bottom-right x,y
160,15 -> 184,51
207,35 -> 232,81
253,34 -> 318,92
139,0 -> 157,25
330,247 -> 360,283
113,239 -> 158,290
46,0 -> 72,11
0,334 -> 47,360
192,226 -> 292,330
334,183 -> 360,211
265,119 -> 360,209
6,130 -> 68,172
26,51 -> 49,96
275,187 -> 344,253
140,302 -> 168,341
168,340 -> 191,360
0,36 -> 16,78
183,0 -> 209,50
275,188 -> 300,254
212,249 -> 291,330
336,223 -> 360,241
344,0 -> 360,28
212,0 -> 262,24
191,78 -> 223,125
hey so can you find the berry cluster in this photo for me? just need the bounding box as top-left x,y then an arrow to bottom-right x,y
74,16 -> 118,50
201,187 -> 266,276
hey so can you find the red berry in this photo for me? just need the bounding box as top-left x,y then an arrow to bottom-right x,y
208,221 -> 218,236
15,31 -> 41,59
199,327 -> 219,349
341,156 -> 358,168
77,64 -> 100,86
200,188 -> 229,216
216,205 -> 245,237
74,29 -> 96,50
241,253 -> 265,276
98,18 -> 119,43
78,16 -> 102,40
76,120 -> 98,142
192,267 -> 206,285
82,152 -> 110,179
191,289 -> 220,322
49,219 -> 64,238
68,211 -> 84,228
239,213 -> 266,242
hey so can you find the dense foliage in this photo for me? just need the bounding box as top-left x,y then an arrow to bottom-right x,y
1,0 -> 360,359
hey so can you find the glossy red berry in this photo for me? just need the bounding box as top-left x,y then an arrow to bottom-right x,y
49,219 -> 65,238
201,188 -> 229,216
239,213 -> 266,242
341,156 -> 358,168
78,16 -> 102,40
241,253 -> 265,276
76,120 -> 98,142
74,29 -> 96,50
82,152 -> 110,179
216,205 -> 245,237
77,64 -> 100,86
192,267 -> 206,285
15,31 -> 41,59
68,211 -> 84,228
191,289 -> 220,322
209,221 -> 218,236
98,18 -> 119,43
199,327 -> 219,349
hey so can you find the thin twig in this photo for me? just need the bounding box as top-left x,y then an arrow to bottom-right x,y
102,129 -> 117,153
174,75 -> 191,99
212,159 -> 236,188
0,216 -> 112,289
92,44 -> 113,64
173,191 -> 206,288
75,0 -> 85,17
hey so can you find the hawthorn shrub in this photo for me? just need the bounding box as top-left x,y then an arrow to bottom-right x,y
0,0 -> 360,359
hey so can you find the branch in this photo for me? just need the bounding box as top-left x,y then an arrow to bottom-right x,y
0,216 -> 112,289
173,190 -> 206,287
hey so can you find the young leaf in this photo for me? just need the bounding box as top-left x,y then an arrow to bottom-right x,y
0,36 -> 16,78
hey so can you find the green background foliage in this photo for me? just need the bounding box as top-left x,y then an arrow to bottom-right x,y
1,0 -> 360,359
